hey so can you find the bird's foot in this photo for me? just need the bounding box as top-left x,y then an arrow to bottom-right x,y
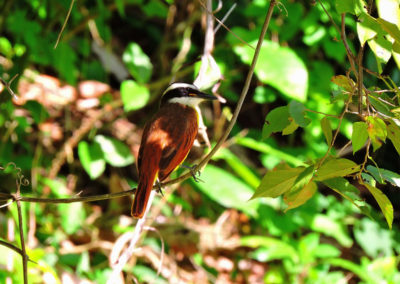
155,179 -> 164,196
181,164 -> 203,182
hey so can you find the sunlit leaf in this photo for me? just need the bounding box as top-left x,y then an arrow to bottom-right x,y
284,181 -> 317,211
282,118 -> 299,135
236,137 -> 306,167
354,218 -> 393,258
241,236 -> 299,262
120,80 -> 150,112
315,158 -> 360,181
357,13 -> 380,45
377,18 -> 400,44
78,141 -> 106,179
387,120 -> 400,155
252,167 -> 304,199
335,0 -> 366,15
331,75 -> 354,92
363,183 -> 394,229
123,42 -> 153,83
366,116 -> 387,151
262,106 -> 290,139
321,117 -> 333,146
311,214 -> 353,247
59,202 -> 86,235
288,100 -> 310,127
194,165 -> 259,216
234,40 -> 308,102
352,121 -> 368,154
94,135 -> 134,167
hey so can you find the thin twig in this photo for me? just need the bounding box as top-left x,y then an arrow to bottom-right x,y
214,3 -> 237,33
54,0 -> 76,48
316,95 -> 353,169
0,74 -> 19,100
15,188 -> 28,283
198,0 -> 255,50
0,188 -> 136,204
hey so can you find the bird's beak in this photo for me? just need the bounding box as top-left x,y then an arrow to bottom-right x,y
193,90 -> 218,100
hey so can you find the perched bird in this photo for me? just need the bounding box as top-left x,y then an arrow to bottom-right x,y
132,83 -> 217,218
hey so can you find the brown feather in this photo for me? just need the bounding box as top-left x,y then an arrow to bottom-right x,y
131,103 -> 198,218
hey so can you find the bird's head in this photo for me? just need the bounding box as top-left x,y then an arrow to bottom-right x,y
160,83 -> 217,107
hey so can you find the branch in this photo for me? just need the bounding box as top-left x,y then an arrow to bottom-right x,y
0,74 -> 19,100
54,0 -> 76,48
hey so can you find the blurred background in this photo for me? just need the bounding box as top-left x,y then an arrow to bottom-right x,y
0,0 -> 399,283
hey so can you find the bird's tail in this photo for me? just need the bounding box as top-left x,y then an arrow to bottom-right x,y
131,172 -> 157,219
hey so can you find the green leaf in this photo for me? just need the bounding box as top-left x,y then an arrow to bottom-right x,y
366,165 -> 400,187
387,120 -> 400,155
354,218 -> 393,258
315,158 -> 360,181
377,18 -> 400,44
363,183 -> 394,229
252,167 -> 304,199
321,117 -> 333,145
311,214 -> 353,247
78,141 -> 106,179
288,100 -> 310,127
122,42 -> 153,83
282,118 -> 299,135
213,148 -> 260,188
335,0 -> 367,15
24,100 -> 49,124
241,236 -> 299,262
59,202 -> 86,235
284,181 -> 317,211
262,106 -> 290,139
323,177 -> 360,200
234,40 -> 308,102
94,135 -> 134,167
368,35 -> 393,68
120,80 -> 150,112
357,13 -> 380,45
236,137 -> 306,167
331,75 -> 355,92
366,116 -> 387,151
352,121 -> 369,153
194,165 -> 259,217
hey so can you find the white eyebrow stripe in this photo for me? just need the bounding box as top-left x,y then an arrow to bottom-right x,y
162,83 -> 199,95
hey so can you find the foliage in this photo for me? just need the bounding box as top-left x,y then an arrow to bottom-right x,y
0,0 -> 400,283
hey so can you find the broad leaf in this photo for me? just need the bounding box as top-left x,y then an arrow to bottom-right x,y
252,167 -> 304,199
363,183 -> 394,229
78,141 -> 105,179
94,135 -> 134,167
234,40 -> 308,102
288,100 -> 310,127
284,181 -> 317,211
352,121 -> 369,153
387,120 -> 400,155
366,116 -> 387,151
194,165 -> 259,216
367,165 -> 400,187
335,0 -> 366,15
315,158 -> 360,181
120,80 -> 150,112
282,118 -> 299,135
321,117 -> 332,145
331,75 -> 355,92
123,42 -> 153,83
262,106 -> 290,139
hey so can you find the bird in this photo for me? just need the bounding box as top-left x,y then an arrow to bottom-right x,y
131,82 -> 217,218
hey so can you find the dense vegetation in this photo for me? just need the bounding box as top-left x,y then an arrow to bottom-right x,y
0,0 -> 399,283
